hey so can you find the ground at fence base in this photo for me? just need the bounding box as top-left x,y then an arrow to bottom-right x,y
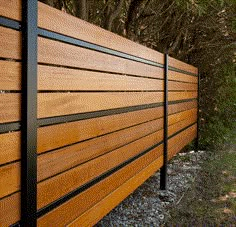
166,141 -> 236,226
96,149 -> 207,226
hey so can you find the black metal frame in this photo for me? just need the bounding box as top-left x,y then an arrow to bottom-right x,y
195,72 -> 200,151
21,0 -> 38,226
160,53 -> 168,190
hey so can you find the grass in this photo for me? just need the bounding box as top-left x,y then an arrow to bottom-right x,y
165,135 -> 236,226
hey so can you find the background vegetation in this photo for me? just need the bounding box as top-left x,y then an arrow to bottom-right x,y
40,0 -> 236,149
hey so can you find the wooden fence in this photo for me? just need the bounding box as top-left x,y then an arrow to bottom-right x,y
0,0 -> 198,226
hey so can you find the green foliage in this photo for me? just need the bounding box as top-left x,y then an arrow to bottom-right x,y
200,63 -> 236,149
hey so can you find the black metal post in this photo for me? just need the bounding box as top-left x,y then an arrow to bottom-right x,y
160,53 -> 168,190
21,0 -> 38,226
195,71 -> 200,152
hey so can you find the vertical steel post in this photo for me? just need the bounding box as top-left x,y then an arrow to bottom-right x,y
21,0 -> 38,226
160,53 -> 168,190
195,72 -> 200,152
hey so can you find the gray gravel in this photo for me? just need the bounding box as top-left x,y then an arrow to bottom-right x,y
96,150 -> 207,227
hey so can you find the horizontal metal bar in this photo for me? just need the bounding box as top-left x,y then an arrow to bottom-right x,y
37,140 -> 163,218
10,221 -> 20,227
0,122 -> 20,133
38,28 -> 164,69
0,16 -> 21,30
38,103 -> 164,127
0,99 -> 196,134
38,99 -> 196,127
169,66 -> 198,77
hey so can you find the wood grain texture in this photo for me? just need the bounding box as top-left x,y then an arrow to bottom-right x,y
38,106 -> 163,153
0,0 -> 21,21
0,27 -> 21,60
168,80 -> 198,91
168,124 -> 197,159
37,145 -> 163,226
68,155 -> 163,227
168,115 -> 197,137
38,2 -> 164,65
0,162 -> 20,199
168,91 -> 197,101
169,56 -> 198,75
169,70 -> 198,84
0,131 -> 20,165
38,118 -> 163,181
38,37 -> 164,79
0,192 -> 20,227
168,100 -> 197,114
38,65 -> 163,91
0,61 -> 21,90
0,93 -> 20,123
38,92 -> 163,119
168,108 -> 197,126
37,130 -> 163,209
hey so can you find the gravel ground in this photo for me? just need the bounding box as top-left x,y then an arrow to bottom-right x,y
96,150 -> 207,226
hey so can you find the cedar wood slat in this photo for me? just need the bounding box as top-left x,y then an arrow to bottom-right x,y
0,27 -> 21,60
0,62 -> 198,91
0,91 -> 197,123
169,70 -> 198,83
0,131 -> 20,165
0,0 -> 21,21
37,92 -> 196,119
0,101 -> 196,165
38,37 -> 164,79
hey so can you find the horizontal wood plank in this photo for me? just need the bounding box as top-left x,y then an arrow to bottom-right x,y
0,0 -> 21,21
169,56 -> 198,75
38,65 -> 163,91
0,93 -> 20,123
37,130 -> 163,209
0,192 -> 20,226
68,155 -> 163,227
38,92 -> 164,119
38,37 -> 164,79
168,91 -> 197,102
0,61 -> 21,90
0,131 -> 20,165
0,26 -> 21,60
168,100 -> 197,114
168,116 -> 197,137
169,70 -> 198,84
37,145 -> 163,226
38,118 -> 163,181
168,108 -> 197,126
168,80 -> 198,91
38,106 -> 163,153
168,124 -> 197,159
38,2 -> 164,65
0,162 -> 20,199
